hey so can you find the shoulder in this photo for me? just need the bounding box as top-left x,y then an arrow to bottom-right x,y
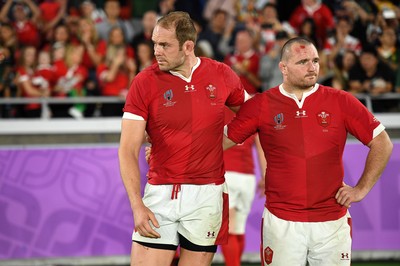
200,57 -> 227,69
317,84 -> 358,103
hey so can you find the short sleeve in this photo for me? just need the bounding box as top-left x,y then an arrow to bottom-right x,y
341,91 -> 382,145
222,63 -> 245,107
123,71 -> 152,120
227,94 -> 263,144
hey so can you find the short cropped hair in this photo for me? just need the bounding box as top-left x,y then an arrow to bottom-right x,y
280,37 -> 315,61
157,11 -> 197,48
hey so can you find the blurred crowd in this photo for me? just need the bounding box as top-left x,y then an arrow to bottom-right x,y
0,0 -> 399,118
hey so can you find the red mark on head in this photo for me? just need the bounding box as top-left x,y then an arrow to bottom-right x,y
300,45 -> 305,49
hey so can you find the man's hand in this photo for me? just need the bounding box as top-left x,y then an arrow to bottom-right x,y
256,178 -> 265,198
145,146 -> 151,163
133,203 -> 161,238
335,182 -> 366,208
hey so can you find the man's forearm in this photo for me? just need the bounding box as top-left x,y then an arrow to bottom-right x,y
355,130 -> 393,197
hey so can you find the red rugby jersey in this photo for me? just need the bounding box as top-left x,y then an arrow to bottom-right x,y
227,84 -> 383,222
124,57 -> 245,185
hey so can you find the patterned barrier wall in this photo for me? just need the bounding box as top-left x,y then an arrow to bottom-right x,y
0,142 -> 399,259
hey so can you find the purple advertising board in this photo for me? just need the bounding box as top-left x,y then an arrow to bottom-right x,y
0,142 -> 399,259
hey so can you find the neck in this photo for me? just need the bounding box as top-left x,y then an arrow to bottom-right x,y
172,55 -> 198,78
282,84 -> 314,100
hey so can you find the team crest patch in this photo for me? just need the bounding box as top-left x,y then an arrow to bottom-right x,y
163,89 -> 176,107
264,246 -> 273,265
317,110 -> 331,127
206,84 -> 217,101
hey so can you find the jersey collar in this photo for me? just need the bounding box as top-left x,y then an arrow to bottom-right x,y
279,83 -> 319,109
169,57 -> 201,83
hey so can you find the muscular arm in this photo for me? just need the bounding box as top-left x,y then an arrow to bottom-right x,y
118,118 -> 160,238
336,130 -> 393,207
222,134 -> 237,151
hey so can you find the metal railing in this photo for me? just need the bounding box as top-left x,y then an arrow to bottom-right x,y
0,93 -> 399,115
0,94 -> 399,135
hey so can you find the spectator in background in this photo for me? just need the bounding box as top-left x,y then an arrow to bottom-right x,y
377,27 -> 399,73
39,0 -> 67,41
335,0 -> 377,46
16,46 -> 50,118
135,40 -> 155,72
50,42 -> 69,117
96,0 -> 135,43
77,17 -> 105,116
130,10 -> 157,54
256,3 -> 294,54
157,0 -> 176,18
42,23 -> 72,51
0,22 -> 17,57
78,0 -> 106,24
297,17 -> 318,48
348,45 -> 396,112
0,38 -> 16,118
235,0 -> 259,24
323,16 -> 362,69
331,49 -> 359,91
289,0 -> 335,49
0,0 -> 41,48
259,30 -> 289,91
202,0 -> 236,27
198,9 -> 232,61
33,50 -> 54,118
224,29 -> 261,95
366,5 -> 399,45
54,45 -> 88,119
97,26 -> 136,117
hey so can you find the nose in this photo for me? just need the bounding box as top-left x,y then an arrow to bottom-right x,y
308,61 -> 317,71
154,45 -> 162,56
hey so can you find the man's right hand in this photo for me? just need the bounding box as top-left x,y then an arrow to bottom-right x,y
133,203 -> 161,238
145,146 -> 151,163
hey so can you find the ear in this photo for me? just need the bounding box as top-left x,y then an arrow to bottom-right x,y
183,40 -> 195,55
279,61 -> 286,75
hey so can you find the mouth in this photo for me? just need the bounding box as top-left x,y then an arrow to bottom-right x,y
156,58 -> 166,64
305,74 -> 317,78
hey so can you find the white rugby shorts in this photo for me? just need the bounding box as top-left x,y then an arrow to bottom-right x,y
261,208 -> 352,266
225,171 -> 256,234
132,182 -> 229,247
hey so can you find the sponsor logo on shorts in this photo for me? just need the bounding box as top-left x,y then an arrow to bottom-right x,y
264,246 -> 273,265
341,252 -> 350,260
206,231 -> 216,238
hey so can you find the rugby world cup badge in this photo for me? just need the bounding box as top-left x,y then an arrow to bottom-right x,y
273,113 -> 286,130
163,89 -> 176,107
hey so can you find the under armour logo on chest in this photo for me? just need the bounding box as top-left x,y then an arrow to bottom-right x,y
185,85 -> 195,92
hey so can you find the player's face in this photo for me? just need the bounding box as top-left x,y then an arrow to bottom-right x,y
152,25 -> 186,72
281,43 -> 319,90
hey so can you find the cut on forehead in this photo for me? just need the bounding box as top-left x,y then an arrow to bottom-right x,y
280,37 -> 316,61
